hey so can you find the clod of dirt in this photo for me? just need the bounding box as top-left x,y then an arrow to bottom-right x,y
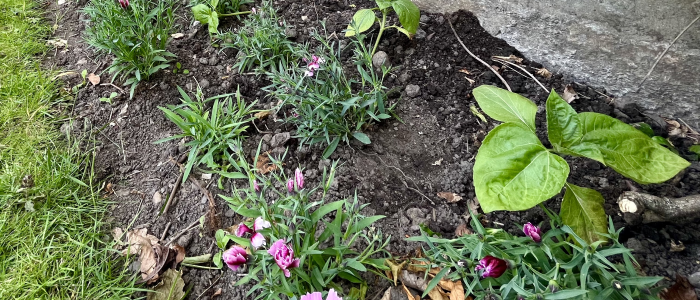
270,132 -> 291,148
373,51 -> 389,68
405,84 -> 421,98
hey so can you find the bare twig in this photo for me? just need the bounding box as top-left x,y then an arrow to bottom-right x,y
493,58 -> 548,93
638,15 -> 700,88
448,19 -> 511,91
162,171 -> 184,215
192,178 -> 220,231
165,219 -> 201,246
194,275 -> 223,300
160,222 -> 172,241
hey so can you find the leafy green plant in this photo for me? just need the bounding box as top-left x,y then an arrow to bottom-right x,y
156,86 -> 256,183
221,1 -> 298,72
265,30 -> 396,158
83,0 -> 177,98
217,153 -> 390,299
472,85 -> 689,243
172,62 -> 190,75
407,211 -> 663,300
99,92 -> 118,104
345,0 -> 420,55
192,0 -> 253,35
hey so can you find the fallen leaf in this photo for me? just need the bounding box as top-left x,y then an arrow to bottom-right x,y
385,260 -> 407,286
470,105 -> 487,123
406,259 -> 442,276
455,223 -> 471,237
439,280 -> 466,300
401,281 -> 423,300
562,84 -> 578,103
661,274 -> 697,300
536,68 -> 552,79
465,77 -> 475,85
466,198 -> 480,215
147,269 -> 186,300
493,55 -> 523,63
254,110 -> 272,120
112,227 -> 125,246
171,33 -> 185,39
490,65 -> 500,73
670,240 -> 685,252
431,158 -> 443,166
121,228 -> 174,284
153,192 -> 162,205
47,38 -> 67,48
255,152 -> 278,174
105,182 -> 114,195
173,245 -> 186,266
379,288 -> 392,300
437,192 -> 462,203
87,73 -> 100,85
212,288 -> 222,297
457,68 -> 471,75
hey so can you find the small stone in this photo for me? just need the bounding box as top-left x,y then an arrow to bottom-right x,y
198,57 -> 208,65
626,238 -> 647,254
153,192 -> 162,204
285,27 -> 297,38
398,72 -> 411,84
688,271 -> 700,288
405,84 -> 421,97
221,80 -> 231,90
199,79 -> 210,89
77,58 -> 87,65
208,56 -> 219,66
270,132 -> 291,148
404,48 -> 415,56
372,51 -> 389,68
301,16 -> 308,21
201,195 -> 208,204
160,82 -> 168,90
415,28 -> 427,39
177,233 -> 193,248
225,209 -> 235,217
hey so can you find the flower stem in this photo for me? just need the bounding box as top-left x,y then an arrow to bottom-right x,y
218,11 -> 251,17
371,11 -> 387,56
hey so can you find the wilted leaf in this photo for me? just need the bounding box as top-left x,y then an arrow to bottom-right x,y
438,280 -> 465,300
87,73 -> 100,85
212,288 -> 222,297
536,68 -> 552,79
147,269 -> 186,300
492,55 -> 523,63
670,240 -> 685,252
255,152 -> 278,174
385,260 -> 407,286
458,68 -> 471,75
562,84 -> 578,103
470,105 -> 487,123
401,283 -> 420,300
171,33 -> 185,39
254,110 -> 272,120
437,192 -> 462,203
661,274 -> 697,300
173,245 -> 186,265
465,77 -> 475,85
455,223 -> 471,237
105,182 -> 114,194
112,227 -> 125,246
122,229 -> 174,284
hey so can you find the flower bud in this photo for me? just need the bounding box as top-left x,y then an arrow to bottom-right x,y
547,280 -> 559,293
118,0 -> 129,9
294,168 -> 304,189
475,255 -> 507,278
612,280 -> 623,290
523,222 -> 542,243
253,179 -> 260,192
287,178 -> 294,192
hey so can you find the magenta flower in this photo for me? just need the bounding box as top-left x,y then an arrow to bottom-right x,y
235,217 -> 271,249
523,222 -> 542,243
235,223 -> 252,237
253,179 -> 260,192
475,255 -> 508,278
303,55 -> 324,77
295,168 -> 304,190
251,232 -> 266,249
301,289 -> 342,300
118,0 -> 129,9
287,178 -> 295,192
222,246 -> 247,271
267,239 -> 300,277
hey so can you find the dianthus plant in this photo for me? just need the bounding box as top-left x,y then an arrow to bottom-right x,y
217,147 -> 391,299
407,210 -> 663,300
265,27 -> 396,158
472,86 -> 689,244
83,0 -> 177,98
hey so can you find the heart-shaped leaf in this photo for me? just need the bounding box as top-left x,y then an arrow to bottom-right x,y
546,89 -> 581,149
560,183 -> 608,244
391,0 -> 420,35
474,123 -> 569,212
191,4 -> 211,24
473,85 -> 538,132
345,9 -> 376,37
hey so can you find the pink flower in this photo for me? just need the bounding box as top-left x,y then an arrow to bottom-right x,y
254,217 -> 271,231
303,55 -> 324,77
118,0 -> 129,9
523,222 -> 542,243
235,224 -> 252,237
476,255 -> 507,278
251,7 -> 257,14
253,179 -> 260,192
301,289 -> 342,300
295,168 -> 304,189
251,232 -> 266,249
267,239 -> 300,277
222,246 -> 247,271
287,178 -> 295,192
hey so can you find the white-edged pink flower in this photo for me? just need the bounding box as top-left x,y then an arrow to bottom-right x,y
294,168 -> 304,190
235,217 -> 271,249
254,217 -> 271,231
267,239 -> 300,277
235,224 -> 252,237
222,246 -> 247,271
251,232 -> 266,249
287,178 -> 295,192
253,179 -> 260,192
303,55 -> 324,77
300,289 -> 342,300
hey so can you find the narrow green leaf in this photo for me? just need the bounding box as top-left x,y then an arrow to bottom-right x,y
560,183 -> 608,244
311,200 -> 344,223
422,267 -> 450,298
546,89 -> 582,149
473,85 -> 538,132
543,290 -> 588,299
345,9 -> 376,37
352,132 -> 371,144
474,123 -> 569,212
322,137 -> 340,159
350,215 -> 385,233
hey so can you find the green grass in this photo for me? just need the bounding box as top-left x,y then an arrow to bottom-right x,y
0,0 -> 141,298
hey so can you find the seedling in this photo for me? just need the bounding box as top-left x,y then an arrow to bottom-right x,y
472,85 -> 689,243
192,0 -> 253,35
345,0 -> 420,55
172,62 -> 190,74
99,92 -> 119,104
71,69 -> 89,93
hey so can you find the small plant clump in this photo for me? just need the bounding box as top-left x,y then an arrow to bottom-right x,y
83,0 -> 178,98
471,85 -> 689,243
213,153 -> 390,299
191,0 -> 253,34
345,0 -> 421,55
408,211 -> 663,300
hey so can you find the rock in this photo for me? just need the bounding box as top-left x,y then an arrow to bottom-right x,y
689,271 -> 700,288
398,72 -> 411,84
198,57 -> 208,65
372,51 -> 389,68
221,80 -> 231,90
225,209 -> 235,218
270,132 -> 291,148
285,27 -> 297,38
199,79 -> 209,89
208,56 -> 219,66
177,233 -> 193,248
405,84 -> 421,97
626,238 -> 647,254
405,208 -> 425,225
420,15 -> 430,23
414,28 -> 427,39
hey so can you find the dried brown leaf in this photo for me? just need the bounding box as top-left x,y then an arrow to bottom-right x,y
379,288 -> 392,300
491,65 -> 500,73
437,192 -> 462,203
661,274 -> 697,300
536,68 -> 552,79
465,77 -> 475,85
401,283 -> 420,300
455,223 -> 472,237
385,260 -> 407,286
493,55 -> 524,63
670,240 -> 685,252
147,269 -> 186,300
105,182 -> 114,195
458,68 -> 471,75
87,73 -> 100,85
400,270 -> 427,291
255,152 -> 278,174
173,245 -> 186,265
254,110 -> 272,120
213,288 -> 223,297
562,84 -> 578,103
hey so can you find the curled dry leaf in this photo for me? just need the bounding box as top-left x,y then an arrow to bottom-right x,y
254,110 -> 272,120
212,288 -> 223,297
455,223 -> 472,237
255,152 -> 278,174
105,182 -> 114,195
536,67 -> 552,79
493,55 -> 523,63
379,288 -> 392,300
457,68 -> 471,75
665,118 -> 700,141
147,269 -> 186,300
562,84 -> 579,103
439,280 -> 466,300
385,260 -> 407,286
465,77 -> 475,85
87,73 -> 100,85
661,274 -> 697,300
437,192 -> 462,203
670,240 -> 685,252
121,228 -> 175,284
173,245 -> 186,265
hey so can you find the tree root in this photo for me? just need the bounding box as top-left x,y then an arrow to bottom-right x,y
617,191 -> 700,224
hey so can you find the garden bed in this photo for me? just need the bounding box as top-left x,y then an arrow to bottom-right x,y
46,0 -> 700,298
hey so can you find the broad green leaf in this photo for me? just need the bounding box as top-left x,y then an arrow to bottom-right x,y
689,144 -> 700,155
311,200 -> 344,223
392,0 -> 420,35
633,122 -> 654,137
474,123 -> 569,213
191,4 -> 211,24
352,132 -> 371,144
208,11 -> 219,34
546,90 -> 582,149
567,112 -> 690,184
345,9 -> 376,37
375,0 -> 392,10
473,85 -> 538,132
212,251 -> 223,269
322,137 -> 340,159
560,183 -> 608,244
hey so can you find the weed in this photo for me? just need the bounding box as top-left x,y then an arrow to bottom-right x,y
83,0 -> 178,98
191,0 -> 253,34
156,86 -> 257,184
346,0 -> 421,55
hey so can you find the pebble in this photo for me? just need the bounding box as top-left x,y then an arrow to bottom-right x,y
372,51 -> 389,68
285,27 -> 297,38
415,28 -> 427,39
208,56 -> 219,66
225,209 -> 235,217
405,84 -> 421,97
689,271 -> 700,288
199,79 -> 210,89
420,15 -> 430,23
221,80 -> 231,90
270,132 -> 291,148
198,57 -> 208,65
398,72 -> 411,84
626,238 -> 647,254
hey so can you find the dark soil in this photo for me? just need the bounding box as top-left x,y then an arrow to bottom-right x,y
46,0 -> 700,298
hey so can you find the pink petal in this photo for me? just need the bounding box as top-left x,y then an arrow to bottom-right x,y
289,258 -> 300,268
304,70 -> 314,77
283,268 -> 291,277
300,292 -> 323,300
254,217 -> 271,231
251,232 -> 266,249
268,239 -> 285,256
235,224 -> 252,237
327,289 -> 342,300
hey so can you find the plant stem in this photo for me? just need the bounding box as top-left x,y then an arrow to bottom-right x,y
219,11 -> 251,17
371,12 -> 387,56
